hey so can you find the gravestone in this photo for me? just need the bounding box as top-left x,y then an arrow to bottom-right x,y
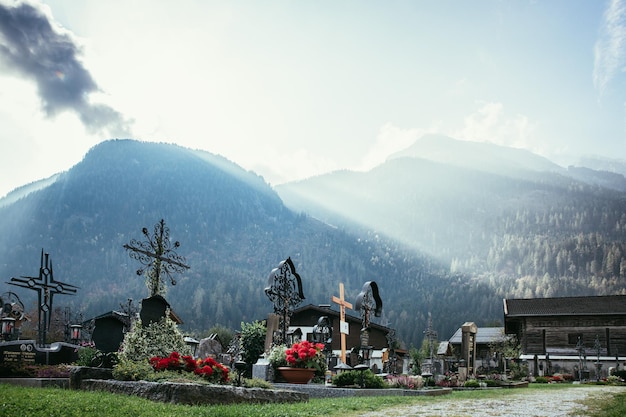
252,356 -> 273,381
264,313 -> 280,352
140,295 -> 170,327
461,321 -> 477,377
197,334 -> 223,359
0,340 -> 78,367
91,312 -> 127,353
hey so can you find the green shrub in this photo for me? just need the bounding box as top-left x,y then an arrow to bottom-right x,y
243,377 -> 273,389
332,369 -> 385,388
607,375 -> 622,385
112,357 -> 155,381
118,315 -> 191,363
535,376 -> 549,383
463,379 -> 480,388
484,379 -> 499,387
508,361 -> 529,380
613,370 -> 626,379
75,347 -> 100,366
146,370 -> 204,383
239,321 -> 266,367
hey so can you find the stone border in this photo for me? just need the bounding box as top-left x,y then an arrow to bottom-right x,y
0,378 -> 69,388
3,367 -> 452,406
274,383 -> 453,398
80,379 -> 309,405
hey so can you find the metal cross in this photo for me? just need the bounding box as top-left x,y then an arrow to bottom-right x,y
354,281 -> 383,331
8,249 -> 78,346
123,219 -> 190,297
264,257 -> 305,346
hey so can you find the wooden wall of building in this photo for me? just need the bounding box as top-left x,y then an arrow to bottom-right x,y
510,315 -> 626,355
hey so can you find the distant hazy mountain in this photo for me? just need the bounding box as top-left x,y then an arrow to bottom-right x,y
3,137 -> 625,348
277,135 -> 626,302
577,155 -> 626,177
0,139 -> 499,347
388,134 -> 564,177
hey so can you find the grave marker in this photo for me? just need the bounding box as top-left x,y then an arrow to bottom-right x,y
124,219 -> 190,297
331,283 -> 352,365
354,281 -> 383,367
264,258 -> 305,346
7,249 -> 78,346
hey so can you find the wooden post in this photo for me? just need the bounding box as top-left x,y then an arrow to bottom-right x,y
332,283 -> 353,365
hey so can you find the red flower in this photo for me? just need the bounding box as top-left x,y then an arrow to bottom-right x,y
150,352 -> 230,384
282,340 -> 325,370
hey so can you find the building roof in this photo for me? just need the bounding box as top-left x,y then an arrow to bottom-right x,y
84,310 -> 128,324
503,295 -> 626,317
448,326 -> 506,345
437,341 -> 452,356
291,304 -> 393,332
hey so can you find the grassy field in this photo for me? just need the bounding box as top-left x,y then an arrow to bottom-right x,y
0,383 -> 624,417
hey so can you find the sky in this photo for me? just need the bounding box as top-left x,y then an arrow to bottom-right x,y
0,0 -> 625,198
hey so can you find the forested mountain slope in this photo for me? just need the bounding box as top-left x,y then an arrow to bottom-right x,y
0,139 -> 497,347
276,135 -> 626,302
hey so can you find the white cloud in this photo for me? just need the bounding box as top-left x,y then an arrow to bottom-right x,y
357,123 -> 438,171
593,0 -> 626,96
240,147 -> 341,186
0,75 -> 99,197
453,101 -> 539,152
354,101 -> 541,175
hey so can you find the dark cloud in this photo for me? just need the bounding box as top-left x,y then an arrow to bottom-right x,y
0,2 -> 131,137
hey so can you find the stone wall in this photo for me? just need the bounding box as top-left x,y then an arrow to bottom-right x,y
80,379 -> 309,405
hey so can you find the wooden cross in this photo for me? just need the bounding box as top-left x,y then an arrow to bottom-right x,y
331,283 -> 352,365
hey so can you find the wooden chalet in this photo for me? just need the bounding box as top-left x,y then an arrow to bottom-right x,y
286,304 -> 407,373
503,295 -> 626,378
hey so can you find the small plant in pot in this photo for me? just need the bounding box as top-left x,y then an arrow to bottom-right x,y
271,341 -> 326,384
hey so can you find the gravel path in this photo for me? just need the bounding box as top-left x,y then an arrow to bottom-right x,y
360,386 -> 626,417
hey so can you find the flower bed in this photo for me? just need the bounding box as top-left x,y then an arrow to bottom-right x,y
149,351 -> 230,384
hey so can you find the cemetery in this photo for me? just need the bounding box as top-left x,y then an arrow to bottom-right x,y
3,219 -> 625,409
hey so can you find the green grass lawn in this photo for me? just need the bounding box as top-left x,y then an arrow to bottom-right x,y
1,383 -> 623,417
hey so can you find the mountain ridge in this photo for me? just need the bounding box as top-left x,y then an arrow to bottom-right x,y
0,139 -> 494,347
2,136 -> 625,348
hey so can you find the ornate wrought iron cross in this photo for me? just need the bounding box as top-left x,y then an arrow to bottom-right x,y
264,257 -> 305,346
124,219 -> 190,297
354,281 -> 383,331
8,249 -> 78,346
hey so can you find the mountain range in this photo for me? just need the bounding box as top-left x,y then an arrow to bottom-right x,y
1,136 -> 625,348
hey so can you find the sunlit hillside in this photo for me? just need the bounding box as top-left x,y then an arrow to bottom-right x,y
276,135 -> 626,301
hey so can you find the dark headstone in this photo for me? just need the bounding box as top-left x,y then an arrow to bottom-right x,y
92,314 -> 126,353
140,295 -> 170,327
0,340 -> 78,367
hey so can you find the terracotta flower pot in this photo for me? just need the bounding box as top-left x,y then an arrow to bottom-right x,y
278,367 -> 316,384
